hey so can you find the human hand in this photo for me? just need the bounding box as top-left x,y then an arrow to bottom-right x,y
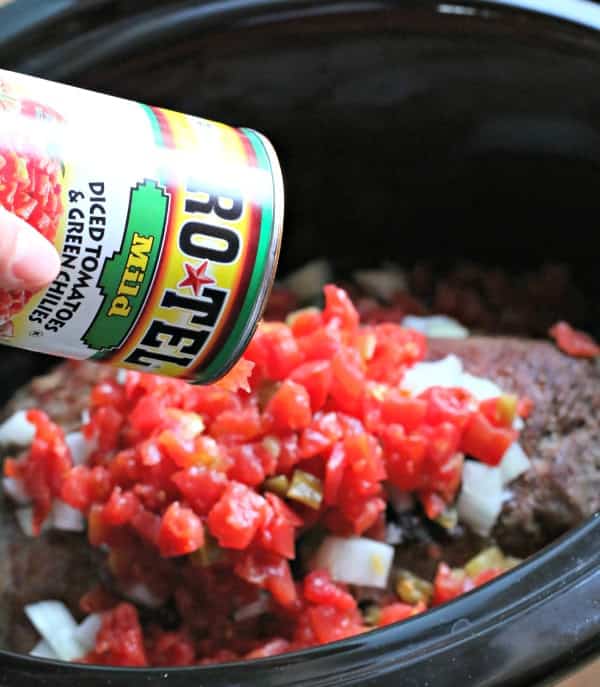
0,205 -> 60,291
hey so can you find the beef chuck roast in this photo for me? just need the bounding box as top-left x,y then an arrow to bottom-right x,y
0,338 -> 598,648
357,336 -> 600,603
428,337 -> 600,557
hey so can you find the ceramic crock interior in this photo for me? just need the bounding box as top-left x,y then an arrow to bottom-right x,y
0,2 -> 600,683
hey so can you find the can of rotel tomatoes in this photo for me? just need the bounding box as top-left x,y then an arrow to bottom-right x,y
0,69 -> 283,383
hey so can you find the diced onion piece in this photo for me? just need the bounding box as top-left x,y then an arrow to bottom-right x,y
513,416 -> 525,431
81,409 -> 90,426
24,601 -> 84,662
285,259 -> 332,300
0,410 -> 35,447
459,373 -> 502,401
65,431 -> 92,466
51,500 -> 85,532
402,315 -> 469,339
30,639 -> 59,660
233,593 -> 270,622
499,443 -> 530,485
73,613 -> 103,652
457,460 -> 504,537
2,477 -> 30,505
401,355 -> 463,396
123,583 -> 165,609
354,266 -> 407,302
312,536 -> 394,589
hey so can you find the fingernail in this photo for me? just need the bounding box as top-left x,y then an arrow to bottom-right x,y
11,228 -> 60,291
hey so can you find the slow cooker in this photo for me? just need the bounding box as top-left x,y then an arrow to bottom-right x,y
0,1 -> 598,685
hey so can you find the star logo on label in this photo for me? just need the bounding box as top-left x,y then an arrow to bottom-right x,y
178,261 -> 215,297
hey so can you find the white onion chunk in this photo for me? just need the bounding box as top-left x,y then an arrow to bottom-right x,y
312,536 -> 394,589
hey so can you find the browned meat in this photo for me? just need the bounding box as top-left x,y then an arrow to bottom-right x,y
0,360 -> 112,653
427,337 -> 600,557
2,360 -> 114,431
0,490 -> 102,653
1,336 -> 598,650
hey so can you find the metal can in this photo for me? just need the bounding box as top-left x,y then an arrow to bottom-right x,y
0,69 -> 283,383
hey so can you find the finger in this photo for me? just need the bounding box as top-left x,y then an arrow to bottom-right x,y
0,205 -> 60,292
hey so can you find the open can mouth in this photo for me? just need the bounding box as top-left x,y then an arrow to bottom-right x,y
0,2 -> 599,685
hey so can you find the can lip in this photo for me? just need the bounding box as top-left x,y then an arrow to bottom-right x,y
194,130 -> 284,385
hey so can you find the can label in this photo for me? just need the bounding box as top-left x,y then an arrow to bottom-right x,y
0,69 -> 282,381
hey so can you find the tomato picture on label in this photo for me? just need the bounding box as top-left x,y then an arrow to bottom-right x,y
0,79 -> 64,330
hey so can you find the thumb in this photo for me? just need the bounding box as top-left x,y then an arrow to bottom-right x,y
0,205 -> 60,292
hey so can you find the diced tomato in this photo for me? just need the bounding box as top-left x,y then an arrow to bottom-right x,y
337,494 -> 386,535
344,433 -> 386,486
129,395 -> 166,435
329,348 -> 365,415
324,442 -> 347,506
367,324 -> 427,383
549,321 -> 600,358
307,605 -> 364,643
103,487 -> 140,525
384,428 -> 428,492
235,549 -> 298,607
213,358 -> 254,394
297,321 -> 343,361
287,308 -> 323,337
10,410 -> 72,532
419,386 -> 473,429
323,284 -> 360,331
289,360 -> 332,411
303,570 -> 356,611
380,391 -> 427,432
5,281 -> 526,665
423,422 -> 462,466
245,323 -> 304,380
171,466 -> 227,515
460,412 -> 516,466
210,407 -> 262,441
299,412 -> 343,459
227,444 -> 266,487
265,380 -> 312,431
130,507 -> 161,545
257,493 -> 302,559
432,563 -> 474,606
378,601 -> 426,626
157,502 -> 205,558
86,603 -> 147,666
150,631 -> 196,666
277,433 -> 301,473
208,482 -> 268,549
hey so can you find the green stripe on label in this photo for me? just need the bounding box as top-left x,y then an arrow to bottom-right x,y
196,129 -> 275,382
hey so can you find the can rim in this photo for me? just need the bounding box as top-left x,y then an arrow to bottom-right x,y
193,130 -> 284,385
